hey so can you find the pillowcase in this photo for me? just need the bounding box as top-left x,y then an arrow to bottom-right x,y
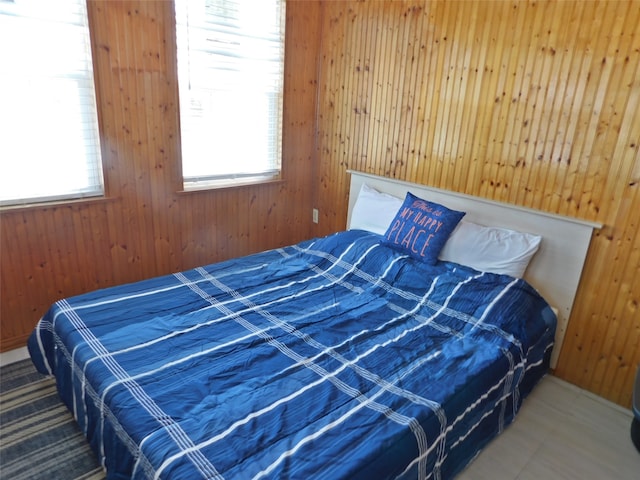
439,221 -> 542,278
382,191 -> 465,264
349,183 -> 403,235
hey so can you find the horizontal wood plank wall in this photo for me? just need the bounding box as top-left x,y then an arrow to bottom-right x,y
314,0 -> 639,407
0,2 -> 321,351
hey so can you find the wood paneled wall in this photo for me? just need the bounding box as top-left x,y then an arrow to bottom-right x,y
0,2 -> 321,350
313,0 -> 639,407
1,0 -> 638,408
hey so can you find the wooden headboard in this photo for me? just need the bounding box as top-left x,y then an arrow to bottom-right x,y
347,170 -> 601,369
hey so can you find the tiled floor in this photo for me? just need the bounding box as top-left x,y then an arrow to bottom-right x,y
458,375 -> 640,479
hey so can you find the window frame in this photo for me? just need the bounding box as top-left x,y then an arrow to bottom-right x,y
174,0 -> 287,191
0,0 -> 105,209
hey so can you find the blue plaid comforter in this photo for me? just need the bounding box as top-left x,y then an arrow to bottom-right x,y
28,229 -> 556,480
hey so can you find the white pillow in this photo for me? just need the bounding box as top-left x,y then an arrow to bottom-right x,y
439,221 -> 542,278
349,184 -> 402,235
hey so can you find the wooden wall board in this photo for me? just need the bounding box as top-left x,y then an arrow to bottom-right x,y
1,0 -> 638,408
0,0 -> 321,352
314,0 -> 639,407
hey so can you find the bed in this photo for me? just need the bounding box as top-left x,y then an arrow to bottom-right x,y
27,171 -> 600,479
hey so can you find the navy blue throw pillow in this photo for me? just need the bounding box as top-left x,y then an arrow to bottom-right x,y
382,192 -> 465,264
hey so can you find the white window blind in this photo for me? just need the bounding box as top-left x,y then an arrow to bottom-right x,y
0,0 -> 104,207
175,0 -> 285,189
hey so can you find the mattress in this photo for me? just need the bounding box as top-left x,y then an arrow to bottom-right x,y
28,229 -> 556,479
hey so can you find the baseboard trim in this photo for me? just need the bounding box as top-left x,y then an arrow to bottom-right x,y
0,346 -> 30,367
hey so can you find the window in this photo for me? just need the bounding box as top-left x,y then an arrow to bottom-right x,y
0,0 -> 103,207
175,0 -> 286,189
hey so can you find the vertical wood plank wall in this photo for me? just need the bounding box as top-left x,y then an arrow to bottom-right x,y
314,0 -> 639,407
0,2 -> 321,350
0,0 -> 638,408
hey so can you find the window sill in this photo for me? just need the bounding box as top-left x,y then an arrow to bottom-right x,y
0,195 -> 116,213
177,177 -> 286,195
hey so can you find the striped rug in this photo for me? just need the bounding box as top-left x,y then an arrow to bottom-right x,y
0,359 -> 104,480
